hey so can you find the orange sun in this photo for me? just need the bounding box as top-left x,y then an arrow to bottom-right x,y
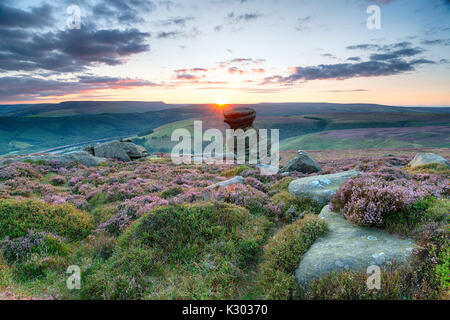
215,99 -> 227,107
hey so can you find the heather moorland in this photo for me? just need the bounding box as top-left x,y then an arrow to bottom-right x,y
0,148 -> 448,300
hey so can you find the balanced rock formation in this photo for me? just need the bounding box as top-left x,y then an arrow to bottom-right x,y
223,107 -> 272,164
86,140 -> 149,162
223,107 -> 256,130
284,150 -> 321,173
408,152 -> 449,168
288,170 -> 360,206
295,205 -> 417,287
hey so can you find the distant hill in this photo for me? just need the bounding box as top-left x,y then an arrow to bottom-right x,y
0,101 -> 449,157
0,101 -> 184,117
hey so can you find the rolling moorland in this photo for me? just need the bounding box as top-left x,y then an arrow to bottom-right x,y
0,102 -> 448,300
0,101 -> 449,157
0,148 -> 448,299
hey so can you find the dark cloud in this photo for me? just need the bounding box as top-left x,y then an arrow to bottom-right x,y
369,47 -> 424,61
215,11 -> 263,31
421,39 -> 450,46
346,56 -> 362,62
0,3 -> 53,28
264,42 -> 435,83
92,0 -> 156,24
155,16 -> 195,27
0,75 -> 158,100
0,26 -> 150,73
157,31 -> 181,39
156,27 -> 200,39
346,42 -> 413,52
321,53 -> 337,59
346,44 -> 380,50
227,12 -> 263,22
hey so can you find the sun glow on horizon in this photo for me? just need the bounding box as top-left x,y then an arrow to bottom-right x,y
215,99 -> 227,107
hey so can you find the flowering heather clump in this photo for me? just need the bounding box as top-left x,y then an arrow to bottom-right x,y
97,212 -> 131,236
204,184 -> 282,217
68,176 -> 84,186
116,196 -> 168,219
1,231 -> 46,263
0,162 -> 42,180
98,195 -> 169,235
330,172 -> 448,227
49,175 -> 66,186
1,231 -> 66,264
244,176 -> 267,192
172,189 -> 203,204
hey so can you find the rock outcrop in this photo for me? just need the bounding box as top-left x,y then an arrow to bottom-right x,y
207,176 -> 245,189
57,151 -> 107,167
223,107 -> 256,130
0,151 -> 107,167
408,152 -> 449,168
87,140 -> 149,162
288,170 -> 360,206
295,205 -> 417,287
284,150 -> 321,173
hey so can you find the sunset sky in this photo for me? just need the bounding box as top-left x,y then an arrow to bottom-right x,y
0,0 -> 449,106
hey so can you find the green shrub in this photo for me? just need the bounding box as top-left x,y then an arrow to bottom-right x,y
272,190 -> 322,215
269,177 -> 294,193
88,192 -> 109,208
0,199 -> 93,241
236,165 -> 252,176
220,167 -> 238,177
405,163 -> 450,176
16,254 -> 66,280
24,159 -> 47,166
299,261 -> 443,300
81,201 -> 271,299
89,204 -> 116,226
257,215 -> 328,299
423,198 -> 450,225
436,245 -> 450,290
160,186 -> 184,199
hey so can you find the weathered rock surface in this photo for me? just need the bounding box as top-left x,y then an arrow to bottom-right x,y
207,176 -> 245,189
288,170 -> 360,206
284,150 -> 321,173
223,107 -> 256,130
92,140 -> 148,162
256,164 -> 279,176
295,206 -> 417,287
408,152 -> 449,168
57,151 -> 107,167
121,142 -> 149,160
0,151 -> 107,167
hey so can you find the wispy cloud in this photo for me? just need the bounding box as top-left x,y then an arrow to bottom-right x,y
0,75 -> 159,100
263,42 -> 435,84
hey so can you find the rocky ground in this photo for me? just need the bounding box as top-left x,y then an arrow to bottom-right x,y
0,147 -> 448,300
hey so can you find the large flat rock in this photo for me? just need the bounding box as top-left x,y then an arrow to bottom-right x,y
288,170 -> 360,206
408,152 -> 449,168
295,206 -> 417,287
0,151 -> 107,167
